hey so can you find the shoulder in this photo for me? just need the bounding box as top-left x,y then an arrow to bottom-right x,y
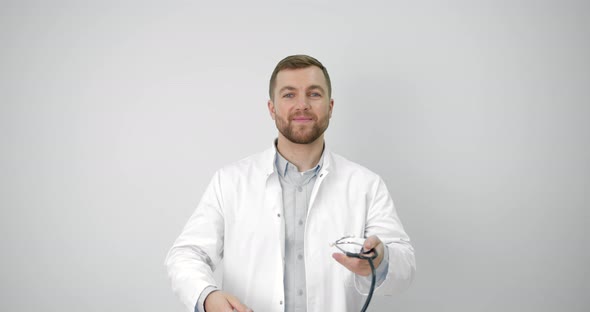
327,151 -> 382,183
215,147 -> 274,179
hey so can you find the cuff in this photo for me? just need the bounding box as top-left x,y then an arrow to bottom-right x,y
196,286 -> 219,312
374,244 -> 390,284
355,245 -> 390,293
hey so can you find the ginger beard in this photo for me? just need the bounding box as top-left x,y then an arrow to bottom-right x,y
274,111 -> 330,145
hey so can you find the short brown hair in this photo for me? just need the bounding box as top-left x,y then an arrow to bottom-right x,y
269,54 -> 332,100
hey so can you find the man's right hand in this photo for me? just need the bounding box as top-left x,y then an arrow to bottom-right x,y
204,290 -> 253,312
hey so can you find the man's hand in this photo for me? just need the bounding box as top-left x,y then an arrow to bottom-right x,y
332,235 -> 385,276
204,290 -> 253,312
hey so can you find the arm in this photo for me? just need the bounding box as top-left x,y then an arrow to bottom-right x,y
357,177 -> 415,295
164,171 -> 225,311
332,177 -> 415,295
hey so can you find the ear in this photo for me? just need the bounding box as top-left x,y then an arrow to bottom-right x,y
328,98 -> 334,118
267,99 -> 276,120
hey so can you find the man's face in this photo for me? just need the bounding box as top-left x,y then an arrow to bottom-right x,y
268,66 -> 334,144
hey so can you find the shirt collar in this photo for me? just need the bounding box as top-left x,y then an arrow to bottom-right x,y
273,138 -> 324,178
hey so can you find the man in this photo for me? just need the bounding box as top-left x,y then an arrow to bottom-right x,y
165,55 -> 415,312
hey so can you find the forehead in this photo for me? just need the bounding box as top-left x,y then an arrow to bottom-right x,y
275,66 -> 327,89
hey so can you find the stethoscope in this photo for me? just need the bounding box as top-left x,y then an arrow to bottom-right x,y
331,236 -> 378,312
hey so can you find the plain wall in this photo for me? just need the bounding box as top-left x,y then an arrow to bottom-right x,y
1,0 -> 589,311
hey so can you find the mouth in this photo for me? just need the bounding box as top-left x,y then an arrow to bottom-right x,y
292,116 -> 314,122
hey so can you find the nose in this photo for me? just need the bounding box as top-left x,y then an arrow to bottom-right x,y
295,97 -> 311,111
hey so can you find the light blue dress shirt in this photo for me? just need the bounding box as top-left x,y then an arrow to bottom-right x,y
275,150 -> 323,312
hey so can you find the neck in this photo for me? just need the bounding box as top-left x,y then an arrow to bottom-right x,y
276,134 -> 325,172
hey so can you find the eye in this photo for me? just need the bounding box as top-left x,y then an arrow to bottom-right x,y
309,92 -> 322,97
282,93 -> 295,98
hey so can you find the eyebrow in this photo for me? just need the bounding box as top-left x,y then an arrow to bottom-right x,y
278,85 -> 326,94
278,86 -> 297,94
307,85 -> 325,94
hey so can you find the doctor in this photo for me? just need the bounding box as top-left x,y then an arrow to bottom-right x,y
165,55 -> 415,312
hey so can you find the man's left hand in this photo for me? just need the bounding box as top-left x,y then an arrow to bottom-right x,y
332,235 -> 385,277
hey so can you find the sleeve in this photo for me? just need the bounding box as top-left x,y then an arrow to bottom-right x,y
354,177 -> 416,295
165,171 -> 226,312
196,286 -> 219,312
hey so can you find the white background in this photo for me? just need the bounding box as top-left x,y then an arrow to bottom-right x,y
1,0 -> 589,311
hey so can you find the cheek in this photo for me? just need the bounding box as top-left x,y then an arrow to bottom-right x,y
276,107 -> 290,119
275,111 -> 288,123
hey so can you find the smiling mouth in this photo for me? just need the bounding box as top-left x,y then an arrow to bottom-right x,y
292,115 -> 314,121
292,118 -> 313,123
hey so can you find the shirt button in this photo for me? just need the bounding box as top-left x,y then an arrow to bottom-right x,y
298,219 -> 304,226
298,289 -> 303,296
297,186 -> 303,192
297,254 -> 303,260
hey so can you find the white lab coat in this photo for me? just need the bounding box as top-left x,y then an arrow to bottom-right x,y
165,146 -> 415,312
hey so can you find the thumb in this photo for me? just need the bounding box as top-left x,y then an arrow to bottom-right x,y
226,295 -> 252,312
363,235 -> 379,251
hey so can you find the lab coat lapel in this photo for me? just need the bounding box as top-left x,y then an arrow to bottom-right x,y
307,150 -> 332,219
261,146 -> 286,268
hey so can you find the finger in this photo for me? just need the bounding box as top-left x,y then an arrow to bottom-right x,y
363,235 -> 382,251
226,294 -> 253,312
363,236 -> 386,268
332,252 -> 368,267
332,253 -> 371,276
332,252 -> 349,265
